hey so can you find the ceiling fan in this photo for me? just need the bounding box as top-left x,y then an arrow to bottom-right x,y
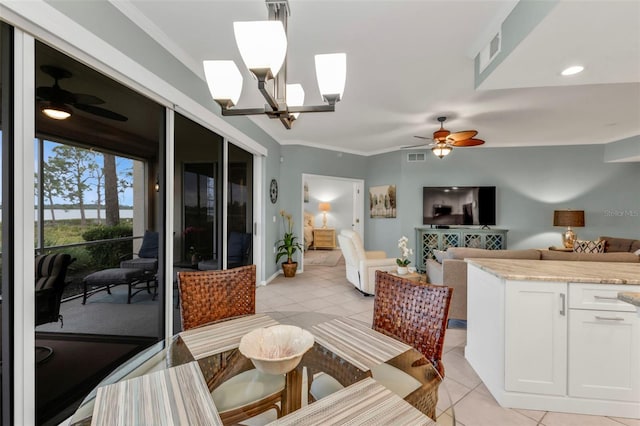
36,65 -> 128,122
406,116 -> 484,158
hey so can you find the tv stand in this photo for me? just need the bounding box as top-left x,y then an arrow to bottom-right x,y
415,227 -> 508,271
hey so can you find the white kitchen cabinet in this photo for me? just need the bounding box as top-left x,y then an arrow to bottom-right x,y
465,259 -> 640,418
569,283 -> 640,402
505,281 -> 567,395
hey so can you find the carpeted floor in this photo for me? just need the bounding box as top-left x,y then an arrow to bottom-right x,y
303,249 -> 343,266
36,332 -> 157,426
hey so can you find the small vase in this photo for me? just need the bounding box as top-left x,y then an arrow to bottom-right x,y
397,266 -> 408,275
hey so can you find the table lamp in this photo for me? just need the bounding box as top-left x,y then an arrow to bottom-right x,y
553,209 -> 585,249
319,202 -> 331,228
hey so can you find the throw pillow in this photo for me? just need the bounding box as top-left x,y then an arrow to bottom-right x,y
634,248 -> 640,256
573,240 -> 605,254
433,249 -> 447,263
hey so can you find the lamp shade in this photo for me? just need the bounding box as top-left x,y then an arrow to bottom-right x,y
315,53 -> 346,100
319,202 -> 331,212
234,21 -> 287,77
553,210 -> 585,227
286,83 -> 305,119
203,60 -> 243,106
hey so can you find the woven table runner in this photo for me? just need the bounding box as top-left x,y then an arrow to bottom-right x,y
311,317 -> 411,371
266,377 -> 434,425
92,361 -> 222,426
178,313 -> 279,360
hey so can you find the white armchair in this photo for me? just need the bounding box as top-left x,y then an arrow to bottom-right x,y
337,230 -> 397,295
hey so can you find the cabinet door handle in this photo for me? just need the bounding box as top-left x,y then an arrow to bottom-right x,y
595,316 -> 625,321
560,293 -> 566,316
593,295 -> 619,301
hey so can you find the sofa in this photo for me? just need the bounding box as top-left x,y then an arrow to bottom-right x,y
426,236 -> 640,321
337,230 -> 397,295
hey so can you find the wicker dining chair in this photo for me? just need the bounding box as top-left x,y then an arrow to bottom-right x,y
373,270 -> 453,377
309,271 -> 453,420
177,265 -> 285,424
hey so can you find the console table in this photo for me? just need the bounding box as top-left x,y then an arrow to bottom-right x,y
415,227 -> 507,271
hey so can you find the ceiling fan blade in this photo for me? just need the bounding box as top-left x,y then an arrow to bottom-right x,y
451,138 -> 485,147
73,93 -> 105,105
73,103 -> 128,122
413,135 -> 433,140
447,130 -> 477,142
401,143 -> 430,149
36,86 -> 76,105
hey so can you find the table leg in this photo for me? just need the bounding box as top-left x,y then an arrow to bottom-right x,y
282,368 -> 302,416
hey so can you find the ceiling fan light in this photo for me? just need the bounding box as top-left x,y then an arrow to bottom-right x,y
42,102 -> 72,120
315,53 -> 346,101
234,21 -> 287,78
203,60 -> 243,106
432,143 -> 452,159
286,83 -> 305,119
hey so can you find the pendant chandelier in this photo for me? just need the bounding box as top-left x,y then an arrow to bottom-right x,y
203,0 -> 347,129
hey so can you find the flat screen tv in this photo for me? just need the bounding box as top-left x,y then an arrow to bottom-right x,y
423,186 -> 496,226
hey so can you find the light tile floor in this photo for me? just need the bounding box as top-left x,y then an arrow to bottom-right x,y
256,258 -> 639,426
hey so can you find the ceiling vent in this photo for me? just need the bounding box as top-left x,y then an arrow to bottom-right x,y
407,153 -> 426,162
479,30 -> 501,73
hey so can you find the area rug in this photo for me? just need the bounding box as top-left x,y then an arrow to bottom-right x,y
304,249 -> 343,266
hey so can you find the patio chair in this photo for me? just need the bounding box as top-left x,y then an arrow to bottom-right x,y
177,265 -> 285,424
35,253 -> 74,363
119,230 -> 159,273
82,231 -> 159,304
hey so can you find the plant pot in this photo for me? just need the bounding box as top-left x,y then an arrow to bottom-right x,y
282,262 -> 298,278
396,266 -> 408,275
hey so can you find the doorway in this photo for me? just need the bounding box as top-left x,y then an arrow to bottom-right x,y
300,174 -> 364,270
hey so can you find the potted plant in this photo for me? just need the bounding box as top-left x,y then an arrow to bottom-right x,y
276,210 -> 303,277
396,235 -> 414,275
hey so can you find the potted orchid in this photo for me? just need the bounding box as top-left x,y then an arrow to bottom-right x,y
276,210 -> 303,277
396,236 -> 414,275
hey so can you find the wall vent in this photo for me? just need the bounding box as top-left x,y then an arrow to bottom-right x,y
479,30 -> 501,73
407,153 -> 426,162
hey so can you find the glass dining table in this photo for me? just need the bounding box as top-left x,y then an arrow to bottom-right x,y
70,311 -> 453,425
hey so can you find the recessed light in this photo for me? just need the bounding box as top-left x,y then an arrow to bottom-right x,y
561,65 -> 584,76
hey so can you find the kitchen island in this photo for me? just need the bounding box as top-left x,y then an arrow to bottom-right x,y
465,259 -> 640,419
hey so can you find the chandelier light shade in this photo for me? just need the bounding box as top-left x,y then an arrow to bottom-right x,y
233,21 -> 287,78
553,209 -> 585,248
203,0 -> 346,129
315,53 -> 347,102
286,84 -> 305,119
203,60 -> 243,106
432,143 -> 453,159
41,102 -> 72,120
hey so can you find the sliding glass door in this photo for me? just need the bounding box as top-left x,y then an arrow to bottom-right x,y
227,144 -> 253,268
34,40 -> 165,425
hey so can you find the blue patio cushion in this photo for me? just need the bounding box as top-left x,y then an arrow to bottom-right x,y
138,230 -> 159,258
228,232 -> 251,262
84,268 -> 146,286
120,257 -> 158,272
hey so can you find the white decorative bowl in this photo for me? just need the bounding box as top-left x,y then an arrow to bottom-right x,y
239,325 -> 315,375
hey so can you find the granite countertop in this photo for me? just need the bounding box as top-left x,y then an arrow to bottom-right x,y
466,258 -> 640,285
618,292 -> 640,307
